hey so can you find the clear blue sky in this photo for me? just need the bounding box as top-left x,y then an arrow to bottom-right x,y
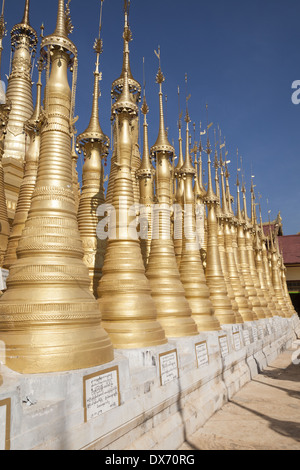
2,0 -> 300,235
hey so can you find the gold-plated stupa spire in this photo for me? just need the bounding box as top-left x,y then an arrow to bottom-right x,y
258,203 -> 282,318
194,124 -> 207,256
173,87 -> 185,266
111,0 -> 141,100
178,109 -> 220,331
268,221 -> 289,317
97,5 -> 166,349
250,183 -> 273,318
242,178 -> 267,319
2,0 -> 38,223
235,167 -> 259,321
3,57 -> 44,269
151,48 -> 174,156
222,160 -> 254,322
278,245 -> 295,317
106,1 -> 141,206
0,0 -> 114,373
136,75 -> 154,267
77,1 -> 110,298
204,125 -> 236,325
218,154 -> 243,324
146,56 -> 198,338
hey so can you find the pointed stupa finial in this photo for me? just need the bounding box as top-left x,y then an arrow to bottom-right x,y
151,46 -> 174,156
21,0 -> 30,26
111,2 -> 138,116
258,199 -> 266,241
53,0 -> 68,38
181,74 -> 194,174
241,167 -> 250,224
77,0 -> 109,151
175,86 -> 184,170
41,0 -> 76,59
236,150 -> 244,223
220,156 -> 230,217
28,56 -> 43,123
204,105 -> 218,203
11,0 -> 37,51
224,161 -> 234,216
111,0 -> 141,100
139,59 -> 152,173
250,175 -> 257,227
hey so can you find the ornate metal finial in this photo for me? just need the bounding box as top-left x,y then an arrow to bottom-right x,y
77,0 -> 109,150
93,0 -> 104,63
141,58 -> 149,116
155,46 -> 165,84
65,0 -> 74,36
21,0 -> 30,26
177,86 -> 182,130
184,73 -> 191,124
11,0 -> 37,54
151,46 -> 174,156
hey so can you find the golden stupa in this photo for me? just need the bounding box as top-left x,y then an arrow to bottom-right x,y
0,0 -> 296,379
0,0 -> 114,374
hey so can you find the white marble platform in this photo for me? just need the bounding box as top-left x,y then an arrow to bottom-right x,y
0,314 -> 298,450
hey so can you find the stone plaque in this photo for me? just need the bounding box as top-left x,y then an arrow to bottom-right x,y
83,366 -> 120,422
267,323 -> 272,336
233,332 -> 241,351
0,399 -> 11,450
258,325 -> 264,339
219,335 -> 229,358
252,326 -> 258,342
159,350 -> 179,386
0,269 -> 9,291
243,330 -> 251,346
195,341 -> 209,367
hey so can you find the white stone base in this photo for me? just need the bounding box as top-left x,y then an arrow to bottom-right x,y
0,316 -> 296,450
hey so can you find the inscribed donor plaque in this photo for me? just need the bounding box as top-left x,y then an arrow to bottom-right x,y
243,330 -> 251,346
83,367 -> 120,422
233,332 -> 241,351
252,326 -> 258,342
195,341 -> 209,367
218,335 -> 229,357
0,399 -> 10,450
159,350 -> 179,386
